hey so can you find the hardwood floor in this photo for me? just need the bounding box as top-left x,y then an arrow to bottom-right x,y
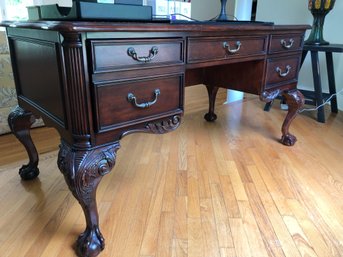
1,85 -> 343,257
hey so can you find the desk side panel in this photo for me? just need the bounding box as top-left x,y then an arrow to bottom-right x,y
7,30 -> 66,128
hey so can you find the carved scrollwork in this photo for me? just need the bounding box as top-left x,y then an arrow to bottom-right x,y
8,106 -> 32,130
146,115 -> 181,134
121,115 -> 181,138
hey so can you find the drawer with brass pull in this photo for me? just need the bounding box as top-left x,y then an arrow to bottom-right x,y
264,55 -> 301,89
93,74 -> 183,132
187,36 -> 267,64
90,38 -> 185,73
269,34 -> 304,54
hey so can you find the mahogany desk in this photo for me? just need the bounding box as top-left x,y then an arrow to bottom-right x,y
2,21 -> 309,257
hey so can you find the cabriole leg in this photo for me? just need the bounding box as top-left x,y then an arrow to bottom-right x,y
281,90 -> 305,146
8,106 -> 39,180
57,141 -> 120,257
204,85 -> 219,122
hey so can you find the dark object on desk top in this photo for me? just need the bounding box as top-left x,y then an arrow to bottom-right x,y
28,1 -> 152,21
168,19 -> 274,26
115,0 -> 143,5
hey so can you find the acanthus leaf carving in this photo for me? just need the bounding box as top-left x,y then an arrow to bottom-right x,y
57,141 -> 120,206
121,115 -> 181,138
260,89 -> 281,103
146,115 -> 181,134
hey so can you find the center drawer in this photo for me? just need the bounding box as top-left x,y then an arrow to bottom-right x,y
93,74 -> 184,132
187,36 -> 267,64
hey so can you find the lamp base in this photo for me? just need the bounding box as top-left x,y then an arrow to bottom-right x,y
305,13 -> 330,45
216,14 -> 229,21
216,0 -> 229,21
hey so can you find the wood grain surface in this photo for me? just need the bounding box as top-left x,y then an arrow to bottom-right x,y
0,85 -> 342,257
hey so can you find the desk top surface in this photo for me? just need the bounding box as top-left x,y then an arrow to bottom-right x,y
1,20 -> 310,33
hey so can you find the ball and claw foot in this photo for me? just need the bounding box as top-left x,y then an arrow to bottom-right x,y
19,164 -> 39,180
76,227 -> 105,257
204,112 -> 217,122
280,133 -> 297,146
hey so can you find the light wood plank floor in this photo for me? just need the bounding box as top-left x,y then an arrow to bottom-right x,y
1,85 -> 343,257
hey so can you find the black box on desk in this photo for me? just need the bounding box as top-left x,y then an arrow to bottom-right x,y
29,1 -> 152,21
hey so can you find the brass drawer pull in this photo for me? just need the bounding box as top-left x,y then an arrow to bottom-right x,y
223,41 -> 241,53
280,38 -> 294,49
276,65 -> 291,77
127,89 -> 161,108
127,46 -> 159,63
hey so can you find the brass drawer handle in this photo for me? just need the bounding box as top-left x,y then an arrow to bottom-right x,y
276,65 -> 291,77
127,46 -> 159,63
127,89 -> 161,108
280,38 -> 294,49
223,41 -> 241,53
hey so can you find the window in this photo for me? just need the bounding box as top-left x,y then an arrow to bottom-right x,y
0,0 -> 33,21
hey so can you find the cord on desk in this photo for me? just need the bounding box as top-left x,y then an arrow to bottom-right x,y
298,88 -> 343,113
168,13 -> 201,22
160,13 -> 238,22
173,13 -> 238,22
208,14 -> 239,21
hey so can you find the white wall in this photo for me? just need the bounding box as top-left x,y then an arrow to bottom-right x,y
191,0 -> 236,20
234,0 -> 252,21
256,0 -> 343,110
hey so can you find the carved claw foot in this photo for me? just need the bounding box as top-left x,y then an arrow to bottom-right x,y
76,227 -> 105,257
19,164 -> 40,180
8,106 -> 39,180
204,112 -> 217,122
280,133 -> 297,146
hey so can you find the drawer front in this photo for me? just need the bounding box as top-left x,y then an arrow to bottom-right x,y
90,38 -> 184,73
187,36 -> 267,63
269,34 -> 304,54
265,56 -> 301,89
94,74 -> 183,131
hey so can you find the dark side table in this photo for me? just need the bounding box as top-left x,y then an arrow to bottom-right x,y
300,44 -> 342,123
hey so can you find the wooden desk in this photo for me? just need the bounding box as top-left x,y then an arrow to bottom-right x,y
301,44 -> 343,122
2,21 -> 309,257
